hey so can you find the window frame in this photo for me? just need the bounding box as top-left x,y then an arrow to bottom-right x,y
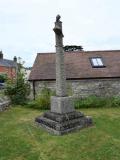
90,57 -> 106,68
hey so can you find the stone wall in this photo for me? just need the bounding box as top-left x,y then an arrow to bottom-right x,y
71,79 -> 120,98
0,97 -> 10,112
30,78 -> 120,99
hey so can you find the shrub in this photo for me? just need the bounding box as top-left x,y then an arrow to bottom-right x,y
4,59 -> 30,105
108,97 -> 120,107
74,96 -> 120,109
5,76 -> 30,105
27,95 -> 120,110
0,74 -> 7,83
27,87 -> 55,110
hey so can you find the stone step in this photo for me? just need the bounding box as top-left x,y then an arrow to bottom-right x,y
35,114 -> 92,132
43,111 -> 84,122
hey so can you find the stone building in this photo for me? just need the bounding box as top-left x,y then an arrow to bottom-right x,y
29,50 -> 120,99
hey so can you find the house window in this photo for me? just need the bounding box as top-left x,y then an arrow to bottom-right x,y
90,57 -> 105,68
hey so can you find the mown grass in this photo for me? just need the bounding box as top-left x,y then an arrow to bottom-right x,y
0,107 -> 120,160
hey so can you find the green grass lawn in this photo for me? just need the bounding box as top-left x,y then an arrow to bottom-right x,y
0,107 -> 120,160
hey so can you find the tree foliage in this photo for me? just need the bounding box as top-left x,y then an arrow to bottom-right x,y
63,45 -> 83,52
5,58 -> 30,105
0,74 -> 7,83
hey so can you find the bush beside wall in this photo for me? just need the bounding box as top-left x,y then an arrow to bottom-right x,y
27,87 -> 55,110
74,96 -> 120,109
27,86 -> 120,110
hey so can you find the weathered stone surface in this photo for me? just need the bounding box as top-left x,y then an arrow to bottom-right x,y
54,20 -> 67,97
0,100 -> 10,112
32,78 -> 120,99
35,15 -> 93,135
51,96 -> 75,114
35,111 -> 93,135
43,111 -> 84,122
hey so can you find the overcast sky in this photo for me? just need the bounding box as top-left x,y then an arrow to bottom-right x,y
0,0 -> 120,66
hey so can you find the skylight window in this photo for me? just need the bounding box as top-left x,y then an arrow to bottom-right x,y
90,57 -> 105,68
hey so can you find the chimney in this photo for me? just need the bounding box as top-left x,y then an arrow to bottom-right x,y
13,56 -> 17,62
0,51 -> 3,59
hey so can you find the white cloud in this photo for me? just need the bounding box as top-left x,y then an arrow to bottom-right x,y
0,0 -> 120,66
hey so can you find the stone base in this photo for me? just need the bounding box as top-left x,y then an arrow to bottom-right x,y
51,96 -> 75,114
35,111 -> 93,135
0,100 -> 10,112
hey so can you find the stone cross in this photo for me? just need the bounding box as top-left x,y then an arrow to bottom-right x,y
35,15 -> 93,135
51,15 -> 74,114
53,15 -> 67,97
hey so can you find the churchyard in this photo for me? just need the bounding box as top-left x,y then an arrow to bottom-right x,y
0,106 -> 120,160
0,16 -> 120,160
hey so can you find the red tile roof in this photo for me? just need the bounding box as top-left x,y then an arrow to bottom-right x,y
29,50 -> 120,80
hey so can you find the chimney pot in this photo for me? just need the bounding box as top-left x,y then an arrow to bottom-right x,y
13,56 -> 17,62
0,51 -> 3,59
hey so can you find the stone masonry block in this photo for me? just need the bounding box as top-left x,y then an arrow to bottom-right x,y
51,96 -> 75,114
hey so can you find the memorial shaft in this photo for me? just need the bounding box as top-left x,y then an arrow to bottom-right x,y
35,15 -> 93,135
54,20 -> 67,97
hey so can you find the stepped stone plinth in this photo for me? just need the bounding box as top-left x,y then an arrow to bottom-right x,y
36,111 -> 92,135
35,15 -> 93,135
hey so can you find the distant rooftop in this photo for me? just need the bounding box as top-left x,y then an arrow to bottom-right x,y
0,59 -> 17,67
0,51 -> 17,67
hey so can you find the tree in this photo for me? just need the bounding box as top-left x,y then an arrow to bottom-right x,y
0,74 -> 7,83
63,45 -> 83,52
5,58 -> 30,105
